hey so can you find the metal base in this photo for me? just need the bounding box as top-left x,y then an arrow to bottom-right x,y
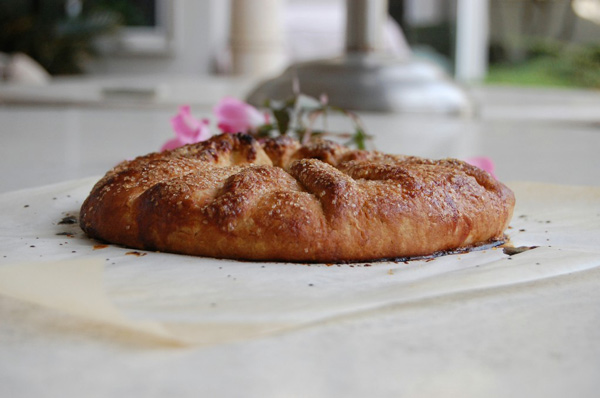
246,53 -> 474,116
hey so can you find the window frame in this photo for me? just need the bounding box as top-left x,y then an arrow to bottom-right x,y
113,0 -> 175,56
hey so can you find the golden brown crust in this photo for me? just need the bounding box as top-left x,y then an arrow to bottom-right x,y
80,133 -> 515,262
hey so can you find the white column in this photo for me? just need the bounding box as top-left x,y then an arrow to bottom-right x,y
455,0 -> 490,83
230,0 -> 286,77
345,0 -> 388,53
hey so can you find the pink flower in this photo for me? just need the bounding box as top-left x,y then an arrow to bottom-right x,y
465,156 -> 496,179
161,106 -> 210,151
214,97 -> 266,134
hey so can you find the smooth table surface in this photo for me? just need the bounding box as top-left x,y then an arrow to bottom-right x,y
1,78 -> 600,398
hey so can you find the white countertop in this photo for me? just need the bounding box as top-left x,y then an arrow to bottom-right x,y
1,76 -> 600,398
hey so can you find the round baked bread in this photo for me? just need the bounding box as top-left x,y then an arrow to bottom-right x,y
80,133 -> 515,262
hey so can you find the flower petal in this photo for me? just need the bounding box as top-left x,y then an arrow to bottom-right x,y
171,105 -> 201,139
162,105 -> 212,151
465,156 -> 496,179
161,136 -> 186,152
214,97 -> 265,133
197,119 -> 212,141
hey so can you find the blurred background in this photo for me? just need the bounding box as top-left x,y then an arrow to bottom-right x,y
1,0 -> 599,192
1,0 -> 599,88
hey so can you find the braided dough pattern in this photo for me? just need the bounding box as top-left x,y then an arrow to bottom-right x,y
80,133 -> 515,262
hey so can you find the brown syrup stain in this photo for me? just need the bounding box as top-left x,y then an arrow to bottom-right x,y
125,251 -> 147,257
93,244 -> 109,250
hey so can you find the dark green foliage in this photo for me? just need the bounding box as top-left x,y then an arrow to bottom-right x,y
0,0 -> 120,75
487,40 -> 600,89
257,94 -> 372,150
89,0 -> 155,27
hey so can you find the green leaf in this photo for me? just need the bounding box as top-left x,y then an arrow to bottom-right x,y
272,106 -> 291,135
351,127 -> 367,150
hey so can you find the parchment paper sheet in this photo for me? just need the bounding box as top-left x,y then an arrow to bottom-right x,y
1,178 -> 599,346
